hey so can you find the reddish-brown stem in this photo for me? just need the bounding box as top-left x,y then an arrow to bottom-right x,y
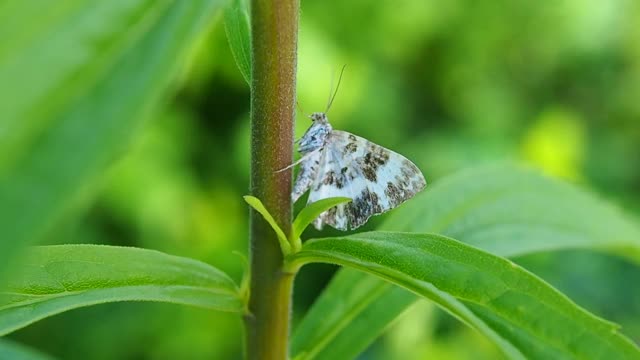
245,0 -> 299,359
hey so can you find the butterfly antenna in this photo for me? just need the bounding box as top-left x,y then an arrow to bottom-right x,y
294,101 -> 306,144
324,66 -> 336,112
325,64 -> 346,113
296,100 -> 306,117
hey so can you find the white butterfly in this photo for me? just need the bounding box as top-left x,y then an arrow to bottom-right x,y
291,112 -> 427,230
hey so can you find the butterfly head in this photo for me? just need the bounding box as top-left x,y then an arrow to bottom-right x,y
309,112 -> 329,124
298,113 -> 332,153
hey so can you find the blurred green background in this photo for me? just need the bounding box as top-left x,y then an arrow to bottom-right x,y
6,0 -> 640,358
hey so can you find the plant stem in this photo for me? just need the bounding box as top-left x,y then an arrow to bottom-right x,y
245,0 -> 299,359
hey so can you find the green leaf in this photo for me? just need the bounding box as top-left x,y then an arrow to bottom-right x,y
292,164 -> 640,359
291,270 -> 413,360
291,197 -> 352,248
224,0 -> 252,84
244,195 -> 291,254
384,164 -> 640,260
0,339 -> 55,360
0,1 -> 169,164
289,232 -> 640,359
0,0 -> 223,280
0,245 -> 242,336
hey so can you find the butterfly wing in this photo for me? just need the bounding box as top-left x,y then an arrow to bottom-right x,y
308,130 -> 426,230
292,150 -> 323,203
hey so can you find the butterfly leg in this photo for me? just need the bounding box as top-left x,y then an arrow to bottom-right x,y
275,148 -> 321,173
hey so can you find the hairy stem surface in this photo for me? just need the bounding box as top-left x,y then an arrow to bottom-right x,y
245,0 -> 299,359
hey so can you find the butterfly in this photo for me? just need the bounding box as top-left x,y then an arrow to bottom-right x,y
286,67 -> 426,230
290,111 -> 427,230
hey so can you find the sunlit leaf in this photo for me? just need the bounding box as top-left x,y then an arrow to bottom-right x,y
291,197 -> 351,246
290,232 -> 640,359
224,0 -> 252,84
244,195 -> 291,254
0,245 -> 242,336
0,0 -> 223,280
292,164 -> 640,359
385,164 -> 640,258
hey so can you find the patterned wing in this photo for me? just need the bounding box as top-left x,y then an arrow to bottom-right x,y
292,150 -> 323,203
308,130 -> 426,230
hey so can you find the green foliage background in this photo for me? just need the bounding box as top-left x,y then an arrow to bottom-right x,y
2,0 -> 640,359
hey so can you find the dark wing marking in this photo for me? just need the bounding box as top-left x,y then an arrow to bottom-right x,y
308,130 -> 426,230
